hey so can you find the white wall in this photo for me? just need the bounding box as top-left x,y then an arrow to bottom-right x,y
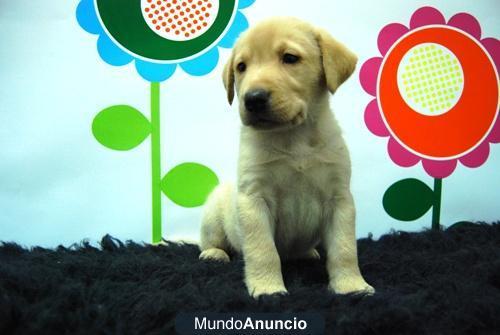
1,0 -> 499,247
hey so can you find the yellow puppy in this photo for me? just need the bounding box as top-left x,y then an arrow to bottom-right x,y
199,17 -> 374,298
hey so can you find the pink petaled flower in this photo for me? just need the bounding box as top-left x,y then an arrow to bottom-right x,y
360,6 -> 499,178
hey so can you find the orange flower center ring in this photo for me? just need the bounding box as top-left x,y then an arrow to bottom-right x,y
378,26 -> 499,160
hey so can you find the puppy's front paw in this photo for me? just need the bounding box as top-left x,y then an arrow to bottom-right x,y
199,248 -> 230,263
250,285 -> 288,299
329,276 -> 375,296
247,279 -> 288,299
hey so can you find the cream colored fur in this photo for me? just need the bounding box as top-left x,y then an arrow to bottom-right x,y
199,17 -> 374,298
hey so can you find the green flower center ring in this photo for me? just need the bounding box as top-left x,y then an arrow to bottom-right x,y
141,0 -> 219,41
397,43 -> 464,116
96,0 -> 236,62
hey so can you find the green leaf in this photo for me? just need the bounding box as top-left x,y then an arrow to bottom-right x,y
161,163 -> 219,208
383,178 -> 434,221
92,105 -> 151,151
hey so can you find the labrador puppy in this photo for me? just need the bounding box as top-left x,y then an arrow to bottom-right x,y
199,17 -> 374,298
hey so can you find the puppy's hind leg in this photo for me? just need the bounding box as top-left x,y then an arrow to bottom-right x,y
199,184 -> 232,263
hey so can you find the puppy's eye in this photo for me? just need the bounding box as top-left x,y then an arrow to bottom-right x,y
236,62 -> 247,73
282,53 -> 300,64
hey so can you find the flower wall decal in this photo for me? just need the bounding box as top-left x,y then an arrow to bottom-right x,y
77,0 -> 255,243
77,0 -> 253,80
360,6 -> 499,229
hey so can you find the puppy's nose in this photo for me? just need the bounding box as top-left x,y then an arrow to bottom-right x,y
244,89 -> 270,113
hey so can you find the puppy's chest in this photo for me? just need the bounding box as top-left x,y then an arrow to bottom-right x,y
244,147 -> 340,253
272,149 -> 336,195
269,156 -> 333,253
264,150 -> 335,220
289,154 -> 317,173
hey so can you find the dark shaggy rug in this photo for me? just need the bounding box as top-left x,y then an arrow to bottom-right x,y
1,222 -> 499,335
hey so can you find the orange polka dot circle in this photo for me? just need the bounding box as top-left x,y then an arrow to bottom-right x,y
141,0 -> 219,41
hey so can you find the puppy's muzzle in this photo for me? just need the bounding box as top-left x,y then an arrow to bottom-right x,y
244,89 -> 271,114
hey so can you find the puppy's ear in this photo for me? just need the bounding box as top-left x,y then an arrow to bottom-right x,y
222,53 -> 235,105
316,28 -> 358,93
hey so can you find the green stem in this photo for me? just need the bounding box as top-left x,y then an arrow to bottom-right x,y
432,178 -> 442,230
151,82 -> 162,244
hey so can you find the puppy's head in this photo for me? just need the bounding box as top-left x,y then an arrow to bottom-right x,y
223,17 -> 357,130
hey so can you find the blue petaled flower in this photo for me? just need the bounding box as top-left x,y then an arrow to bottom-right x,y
76,0 -> 256,82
